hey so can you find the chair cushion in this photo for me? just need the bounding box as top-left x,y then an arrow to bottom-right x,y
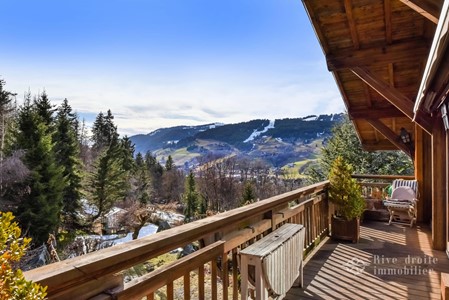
391,186 -> 416,201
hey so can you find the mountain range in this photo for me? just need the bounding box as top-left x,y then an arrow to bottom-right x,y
130,113 -> 344,169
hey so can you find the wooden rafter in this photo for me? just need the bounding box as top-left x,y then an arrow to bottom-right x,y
385,0 -> 393,44
365,118 -> 413,157
326,39 -> 430,71
388,63 -> 395,87
348,107 -> 405,119
363,82 -> 373,107
344,0 -> 360,49
373,127 -> 380,142
399,0 -> 441,24
351,66 -> 433,133
362,140 -> 399,151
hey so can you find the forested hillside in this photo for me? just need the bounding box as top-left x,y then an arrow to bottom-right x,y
130,114 -> 345,168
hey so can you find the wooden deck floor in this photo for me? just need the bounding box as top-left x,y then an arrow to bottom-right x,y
286,220 -> 449,300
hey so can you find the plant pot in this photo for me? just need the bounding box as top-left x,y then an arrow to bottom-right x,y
331,215 -> 360,243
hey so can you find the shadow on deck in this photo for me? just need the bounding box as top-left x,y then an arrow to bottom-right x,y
286,220 -> 449,300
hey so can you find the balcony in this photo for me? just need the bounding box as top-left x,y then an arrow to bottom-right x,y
286,221 -> 448,300
24,175 -> 447,299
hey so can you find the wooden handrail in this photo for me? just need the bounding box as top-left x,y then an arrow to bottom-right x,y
24,181 -> 329,298
352,174 -> 415,180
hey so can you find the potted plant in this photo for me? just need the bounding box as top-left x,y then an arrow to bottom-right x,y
328,156 -> 365,242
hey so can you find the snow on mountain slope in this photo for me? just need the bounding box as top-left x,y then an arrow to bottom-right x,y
244,120 -> 275,143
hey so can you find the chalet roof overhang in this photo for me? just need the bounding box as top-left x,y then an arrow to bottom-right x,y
415,0 -> 449,117
302,0 -> 445,153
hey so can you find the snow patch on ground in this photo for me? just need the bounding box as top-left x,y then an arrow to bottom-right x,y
244,120 -> 275,143
154,210 -> 184,225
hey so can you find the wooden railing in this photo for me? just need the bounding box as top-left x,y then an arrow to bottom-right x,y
24,181 -> 330,300
353,174 -> 415,200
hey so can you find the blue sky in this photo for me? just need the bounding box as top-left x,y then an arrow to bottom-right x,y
1,0 -> 343,136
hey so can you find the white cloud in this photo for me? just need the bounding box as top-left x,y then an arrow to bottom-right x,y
3,59 -> 344,137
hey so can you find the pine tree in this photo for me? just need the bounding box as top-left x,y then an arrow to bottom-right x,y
0,79 -> 15,156
53,99 -> 83,229
183,171 -> 199,222
88,111 -> 134,219
306,115 -> 413,183
33,91 -> 55,128
88,145 -> 128,219
165,155 -> 174,171
132,153 -> 152,204
92,112 -> 107,151
144,151 -> 163,200
15,100 -> 64,245
0,79 -> 17,195
241,181 -> 256,206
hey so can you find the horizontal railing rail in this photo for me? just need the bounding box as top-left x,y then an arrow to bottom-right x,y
353,174 -> 415,199
352,174 -> 415,180
24,181 -> 330,299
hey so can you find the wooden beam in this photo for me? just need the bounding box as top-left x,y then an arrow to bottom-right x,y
351,66 -> 433,134
432,120 -> 446,250
414,125 -> 425,222
385,0 -> 393,44
365,118 -> 413,157
344,0 -> 360,49
399,0 -> 441,24
363,82 -> 373,107
348,107 -> 406,119
388,63 -> 395,87
327,39 -> 429,71
362,142 -> 399,151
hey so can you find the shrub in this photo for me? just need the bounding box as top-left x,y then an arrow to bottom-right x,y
0,211 -> 47,300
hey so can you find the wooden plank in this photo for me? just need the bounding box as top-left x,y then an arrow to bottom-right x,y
348,106 -> 405,119
327,39 -> 430,71
385,0 -> 393,44
344,0 -> 360,49
399,0 -> 441,24
232,250 -> 238,300
351,66 -> 433,134
222,219 -> 272,253
113,241 -> 225,300
442,273 -> 449,300
432,120 -> 446,250
287,221 -> 449,300
211,259 -> 218,300
365,118 -> 413,157
199,265 -> 205,300
363,82 -> 373,107
184,273 -> 190,300
167,282 -> 174,300
415,125 -> 425,223
362,140 -> 399,151
388,63 -> 395,87
222,253 -> 229,300
48,273 -> 123,300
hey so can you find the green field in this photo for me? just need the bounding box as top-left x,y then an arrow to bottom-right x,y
281,159 -> 318,179
155,147 -> 201,166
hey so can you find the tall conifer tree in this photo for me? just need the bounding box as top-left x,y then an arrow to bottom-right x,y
53,99 -> 82,229
15,99 -> 64,244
